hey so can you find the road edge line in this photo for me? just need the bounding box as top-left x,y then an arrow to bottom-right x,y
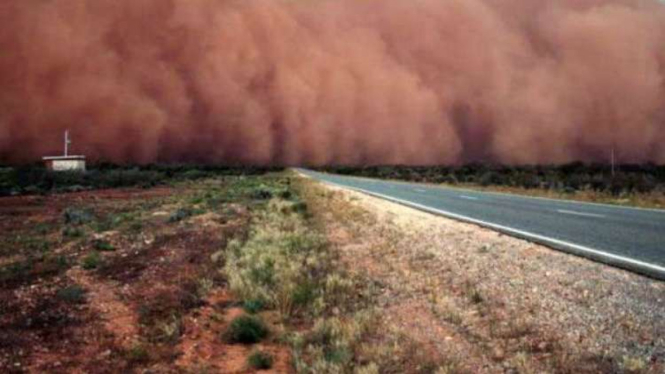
309,175 -> 665,281
311,170 -> 665,213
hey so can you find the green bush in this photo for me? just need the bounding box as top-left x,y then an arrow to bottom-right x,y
94,240 -> 115,252
57,285 -> 87,304
63,208 -> 93,225
82,251 -> 102,270
247,350 -> 274,370
291,281 -> 317,309
223,315 -> 269,344
252,186 -> 274,200
63,226 -> 85,238
169,208 -> 195,223
243,299 -> 266,314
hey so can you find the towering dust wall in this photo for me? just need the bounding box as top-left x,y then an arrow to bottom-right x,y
1,0 -> 664,165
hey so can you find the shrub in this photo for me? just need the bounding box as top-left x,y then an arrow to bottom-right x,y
169,208 -> 193,223
197,277 -> 215,299
158,315 -> 183,343
278,188 -> 293,200
251,186 -> 274,200
243,299 -> 266,314
129,221 -> 144,233
223,315 -> 269,344
470,289 -> 484,304
291,281 -> 317,309
40,255 -> 70,277
0,260 -> 33,287
94,240 -> 115,252
292,312 -> 375,372
21,237 -> 51,253
63,226 -> 85,238
126,343 -> 150,365
1,255 -> 71,288
63,208 -> 94,225
178,279 -> 206,310
137,291 -> 189,344
224,199 -> 327,317
82,251 -> 102,270
57,285 -> 87,304
180,169 -> 209,181
247,350 -> 274,370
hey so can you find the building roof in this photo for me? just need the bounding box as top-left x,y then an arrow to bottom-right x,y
42,155 -> 86,161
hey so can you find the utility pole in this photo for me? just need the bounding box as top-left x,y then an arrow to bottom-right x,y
64,130 -> 71,157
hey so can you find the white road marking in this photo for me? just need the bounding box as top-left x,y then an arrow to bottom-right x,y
315,178 -> 665,280
294,169 -> 665,213
414,188 -> 427,193
557,209 -> 606,218
460,195 -> 479,201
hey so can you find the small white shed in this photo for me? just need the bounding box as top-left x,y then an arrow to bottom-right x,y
43,131 -> 86,172
43,155 -> 87,172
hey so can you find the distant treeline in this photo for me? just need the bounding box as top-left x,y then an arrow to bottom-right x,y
320,163 -> 665,196
0,164 -> 283,197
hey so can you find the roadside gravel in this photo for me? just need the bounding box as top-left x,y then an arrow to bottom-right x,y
309,181 -> 665,373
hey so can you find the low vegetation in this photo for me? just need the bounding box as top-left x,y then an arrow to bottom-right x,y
1,166 -> 397,372
0,164 -> 282,196
0,166 -> 287,371
248,350 -> 274,370
3,164 -> 660,372
223,315 -> 269,344
81,251 -> 102,270
217,176 -> 462,373
220,184 -> 381,371
56,284 -> 87,304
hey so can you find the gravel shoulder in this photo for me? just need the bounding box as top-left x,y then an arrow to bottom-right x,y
304,178 -> 665,373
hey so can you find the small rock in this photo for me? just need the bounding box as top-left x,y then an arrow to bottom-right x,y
492,347 -> 505,361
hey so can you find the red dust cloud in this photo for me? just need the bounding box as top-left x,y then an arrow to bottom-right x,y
1,0 -> 665,166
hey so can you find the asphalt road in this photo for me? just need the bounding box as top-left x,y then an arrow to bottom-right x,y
298,169 -> 665,280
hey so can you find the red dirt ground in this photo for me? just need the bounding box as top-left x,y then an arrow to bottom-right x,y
0,185 -> 289,373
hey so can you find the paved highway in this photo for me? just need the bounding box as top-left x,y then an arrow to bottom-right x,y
298,169 -> 665,280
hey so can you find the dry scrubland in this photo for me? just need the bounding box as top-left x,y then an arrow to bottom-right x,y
0,167 -> 663,373
0,168 -> 435,373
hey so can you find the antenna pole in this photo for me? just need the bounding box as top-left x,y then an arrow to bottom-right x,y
64,130 -> 70,157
